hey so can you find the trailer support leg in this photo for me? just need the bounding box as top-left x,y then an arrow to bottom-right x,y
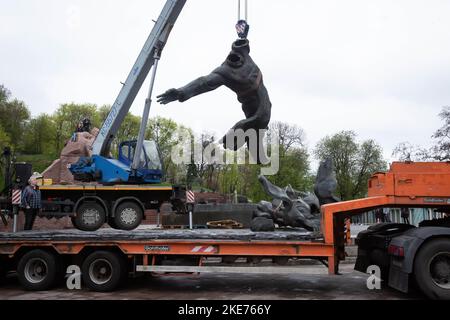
12,205 -> 19,233
143,255 -> 149,266
328,255 -> 339,275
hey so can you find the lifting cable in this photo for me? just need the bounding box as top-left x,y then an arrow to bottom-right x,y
237,0 -> 248,21
236,0 -> 250,39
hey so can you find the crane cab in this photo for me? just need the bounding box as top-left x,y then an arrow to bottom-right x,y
70,139 -> 163,185
118,140 -> 163,183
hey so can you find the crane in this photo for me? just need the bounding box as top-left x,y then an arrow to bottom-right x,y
70,0 -> 251,185
70,0 -> 187,184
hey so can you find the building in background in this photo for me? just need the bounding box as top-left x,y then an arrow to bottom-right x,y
355,208 -> 445,226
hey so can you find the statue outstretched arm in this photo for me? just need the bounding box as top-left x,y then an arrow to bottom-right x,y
157,72 -> 225,105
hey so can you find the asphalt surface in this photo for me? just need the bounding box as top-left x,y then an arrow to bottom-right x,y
0,264 -> 424,300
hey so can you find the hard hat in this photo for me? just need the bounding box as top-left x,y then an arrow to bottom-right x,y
29,172 -> 43,183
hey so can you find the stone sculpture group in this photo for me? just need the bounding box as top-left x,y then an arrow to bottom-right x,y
251,158 -> 340,233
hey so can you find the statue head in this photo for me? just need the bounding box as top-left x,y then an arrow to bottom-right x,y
232,39 -> 250,55
226,39 -> 251,68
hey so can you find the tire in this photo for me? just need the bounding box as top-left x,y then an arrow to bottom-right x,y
414,239 -> 450,300
114,202 -> 143,231
17,250 -> 59,291
73,202 -> 106,232
82,251 -> 126,292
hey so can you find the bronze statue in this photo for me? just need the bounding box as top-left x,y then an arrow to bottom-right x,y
157,39 -> 272,162
314,158 -> 340,205
251,159 -> 340,232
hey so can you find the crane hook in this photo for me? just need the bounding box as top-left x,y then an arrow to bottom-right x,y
236,0 -> 250,39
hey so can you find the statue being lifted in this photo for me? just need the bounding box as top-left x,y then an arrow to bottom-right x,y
157,39 -> 272,163
252,159 -> 341,233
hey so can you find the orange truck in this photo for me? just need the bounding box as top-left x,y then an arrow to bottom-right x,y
0,162 -> 449,299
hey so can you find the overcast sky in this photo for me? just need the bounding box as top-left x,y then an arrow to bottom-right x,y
1,0 -> 449,167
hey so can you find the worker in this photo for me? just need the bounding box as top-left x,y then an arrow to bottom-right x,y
78,118 -> 91,133
401,207 -> 411,225
72,118 -> 92,142
21,174 -> 42,231
157,38 -> 272,164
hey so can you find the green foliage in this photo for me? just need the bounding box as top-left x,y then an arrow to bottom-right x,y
241,147 -> 313,203
0,124 -> 11,150
22,114 -> 56,156
315,130 -> 387,200
0,85 -> 10,103
213,122 -> 313,203
0,88 -> 30,149
98,105 -> 142,157
53,103 -> 99,153
16,154 -> 56,173
0,124 -> 11,191
146,116 -> 180,181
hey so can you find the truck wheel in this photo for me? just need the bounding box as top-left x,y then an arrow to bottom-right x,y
17,250 -> 59,291
82,251 -> 126,292
74,203 -> 106,231
414,239 -> 450,300
114,202 -> 143,231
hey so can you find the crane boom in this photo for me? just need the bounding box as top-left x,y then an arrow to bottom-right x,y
92,0 -> 187,157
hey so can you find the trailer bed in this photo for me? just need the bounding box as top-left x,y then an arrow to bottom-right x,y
0,228 -> 320,242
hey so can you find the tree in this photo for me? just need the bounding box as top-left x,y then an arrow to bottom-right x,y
392,106 -> 450,162
315,131 -> 387,200
22,114 -> 56,155
430,106 -> 450,161
269,121 -> 306,155
0,85 -> 10,103
97,105 -> 142,156
146,117 -> 180,182
0,124 -> 11,150
192,132 -> 217,186
0,86 -> 31,150
236,122 -> 312,202
392,142 -> 428,161
53,103 -> 99,154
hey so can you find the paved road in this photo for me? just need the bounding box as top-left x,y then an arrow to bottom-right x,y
0,264 -> 423,300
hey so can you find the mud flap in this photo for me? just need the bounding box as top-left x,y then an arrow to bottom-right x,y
388,265 -> 410,293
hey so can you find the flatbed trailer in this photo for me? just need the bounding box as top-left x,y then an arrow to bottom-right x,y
0,228 -> 332,292
0,162 -> 449,299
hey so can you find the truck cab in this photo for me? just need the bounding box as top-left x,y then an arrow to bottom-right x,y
353,162 -> 450,299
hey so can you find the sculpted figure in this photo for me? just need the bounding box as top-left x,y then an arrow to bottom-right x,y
157,39 -> 272,162
252,176 -> 321,232
314,158 -> 340,206
251,159 -> 340,233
